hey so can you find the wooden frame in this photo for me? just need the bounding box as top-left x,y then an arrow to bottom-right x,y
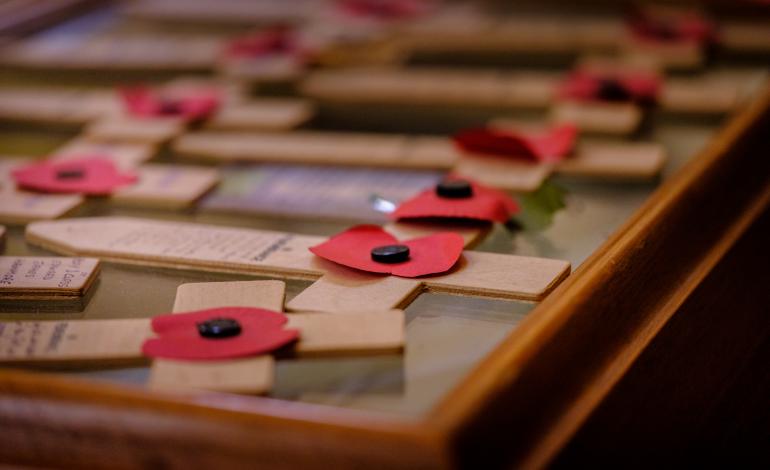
0,81 -> 768,470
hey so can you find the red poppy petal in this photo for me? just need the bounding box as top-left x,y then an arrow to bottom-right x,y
524,125 -> 578,163
142,307 -> 298,360
225,27 -> 298,59
454,128 -> 537,161
628,11 -> 716,44
559,72 -> 661,103
621,75 -> 661,102
454,125 -> 577,163
478,183 -> 521,215
393,232 -> 464,277
151,307 -> 288,334
309,225 -> 464,278
309,225 -> 398,274
121,87 -> 220,121
12,157 -> 137,195
142,328 -> 299,360
338,0 -> 433,19
391,179 -> 519,223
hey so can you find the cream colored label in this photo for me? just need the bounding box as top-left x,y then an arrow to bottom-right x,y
0,318 -> 149,361
107,223 -> 305,264
0,257 -> 98,292
0,321 -> 71,358
31,218 -> 323,274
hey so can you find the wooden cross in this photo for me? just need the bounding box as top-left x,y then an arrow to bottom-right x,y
173,128 -> 666,192
0,139 -> 220,216
0,280 -> 404,394
25,216 -> 570,313
392,10 -> 770,69
0,33 -> 226,74
300,67 -> 743,133
0,158 -> 84,224
394,12 -> 636,62
0,80 -> 314,145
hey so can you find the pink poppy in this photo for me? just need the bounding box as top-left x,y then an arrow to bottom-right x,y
12,157 -> 136,195
337,0 -> 436,20
558,71 -> 662,104
121,86 -> 220,121
391,178 -> 519,223
453,124 -> 578,163
224,26 -> 308,61
309,225 -> 464,278
142,307 -> 299,360
627,10 -> 717,44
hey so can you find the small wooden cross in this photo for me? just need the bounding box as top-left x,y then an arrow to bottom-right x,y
1,141 -> 220,214
0,80 -> 314,145
173,128 -> 666,192
0,158 -> 84,224
0,280 -> 404,394
0,33 -> 226,74
25,216 -> 570,313
300,67 -> 742,131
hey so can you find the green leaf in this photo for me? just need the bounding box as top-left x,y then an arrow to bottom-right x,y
510,180 -> 567,231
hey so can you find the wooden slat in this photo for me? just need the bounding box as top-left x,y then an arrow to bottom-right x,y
25,217 -> 570,310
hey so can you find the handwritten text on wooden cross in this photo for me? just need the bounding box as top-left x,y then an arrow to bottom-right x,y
0,280 -> 404,394
25,217 -> 570,312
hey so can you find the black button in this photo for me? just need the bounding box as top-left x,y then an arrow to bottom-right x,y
197,317 -> 242,339
371,244 -> 410,264
650,22 -> 679,41
596,79 -> 632,102
56,169 -> 85,180
435,179 -> 473,199
158,100 -> 183,115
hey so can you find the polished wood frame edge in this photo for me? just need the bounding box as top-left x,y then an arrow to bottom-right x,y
430,82 -> 770,469
0,83 -> 768,470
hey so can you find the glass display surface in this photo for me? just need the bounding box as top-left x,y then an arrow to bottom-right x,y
0,7 -> 766,418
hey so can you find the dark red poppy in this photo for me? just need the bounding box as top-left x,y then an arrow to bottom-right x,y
142,307 -> 299,360
453,124 -> 578,163
391,178 -> 519,223
627,9 -> 716,45
309,225 -> 464,278
558,71 -> 661,105
12,157 -> 137,195
224,26 -> 305,60
337,0 -> 435,20
120,86 -> 220,121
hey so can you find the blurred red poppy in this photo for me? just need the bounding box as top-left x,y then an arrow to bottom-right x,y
12,157 -> 136,195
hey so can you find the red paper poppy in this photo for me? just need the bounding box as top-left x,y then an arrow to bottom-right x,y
391,178 -> 519,223
224,26 -> 307,61
12,157 -> 137,195
453,124 -> 577,163
309,225 -> 464,278
121,86 -> 220,121
142,307 -> 299,361
627,10 -> 716,44
337,0 -> 436,20
558,71 -> 661,104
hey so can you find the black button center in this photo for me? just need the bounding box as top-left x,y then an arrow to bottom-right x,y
650,22 -> 679,41
197,317 -> 242,339
596,79 -> 632,102
435,179 -> 473,199
56,168 -> 85,180
158,100 -> 183,115
371,244 -> 410,264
